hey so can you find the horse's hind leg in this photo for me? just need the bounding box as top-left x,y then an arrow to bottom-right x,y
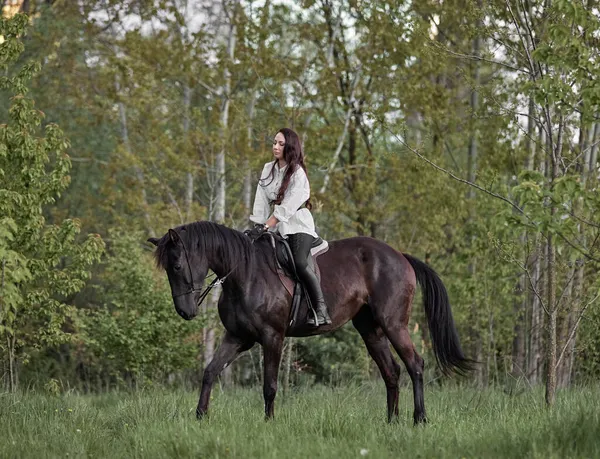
386,326 -> 426,424
352,306 -> 402,423
197,332 -> 253,419
374,292 -> 427,425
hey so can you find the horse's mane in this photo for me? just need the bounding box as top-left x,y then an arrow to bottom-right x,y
154,221 -> 259,275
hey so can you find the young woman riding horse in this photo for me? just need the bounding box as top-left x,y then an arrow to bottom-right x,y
246,128 -> 331,326
148,130 -> 474,424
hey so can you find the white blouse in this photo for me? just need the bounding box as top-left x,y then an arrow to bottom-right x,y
250,161 -> 318,238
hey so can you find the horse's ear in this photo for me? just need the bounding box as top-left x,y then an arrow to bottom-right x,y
147,237 -> 160,247
168,229 -> 182,245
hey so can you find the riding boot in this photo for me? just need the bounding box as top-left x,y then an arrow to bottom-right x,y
302,266 -> 332,326
287,233 -> 333,327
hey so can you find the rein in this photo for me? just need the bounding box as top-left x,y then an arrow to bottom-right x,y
172,237 -> 236,306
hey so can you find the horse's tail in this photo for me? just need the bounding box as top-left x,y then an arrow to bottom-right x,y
403,254 -> 475,376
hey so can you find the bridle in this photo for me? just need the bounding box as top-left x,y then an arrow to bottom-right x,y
171,237 -> 235,306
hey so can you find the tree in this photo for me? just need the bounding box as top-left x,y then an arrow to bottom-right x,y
0,13 -> 104,391
415,0 -> 600,401
489,0 -> 600,405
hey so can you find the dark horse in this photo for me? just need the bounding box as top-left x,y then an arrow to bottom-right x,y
148,221 -> 472,424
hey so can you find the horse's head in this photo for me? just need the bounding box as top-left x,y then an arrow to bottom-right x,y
148,228 -> 208,320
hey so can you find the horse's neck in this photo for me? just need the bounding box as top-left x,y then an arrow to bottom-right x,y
200,228 -> 243,280
204,245 -> 228,278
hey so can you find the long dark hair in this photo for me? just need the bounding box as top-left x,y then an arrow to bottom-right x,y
261,128 -> 312,210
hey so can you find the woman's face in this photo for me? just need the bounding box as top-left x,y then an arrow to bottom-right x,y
272,132 -> 286,162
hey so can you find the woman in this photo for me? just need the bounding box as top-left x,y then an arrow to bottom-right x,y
248,128 -> 332,326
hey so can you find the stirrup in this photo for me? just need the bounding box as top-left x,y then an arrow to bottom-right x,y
306,308 -> 320,326
307,305 -> 332,326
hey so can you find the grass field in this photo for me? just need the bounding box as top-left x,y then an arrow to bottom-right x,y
1,383 -> 599,458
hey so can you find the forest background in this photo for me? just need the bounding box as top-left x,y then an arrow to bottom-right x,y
1,0 -> 600,408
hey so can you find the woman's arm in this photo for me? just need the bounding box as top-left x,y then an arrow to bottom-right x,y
264,215 -> 279,229
249,170 -> 271,225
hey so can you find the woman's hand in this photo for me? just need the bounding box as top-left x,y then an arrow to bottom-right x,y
246,223 -> 268,242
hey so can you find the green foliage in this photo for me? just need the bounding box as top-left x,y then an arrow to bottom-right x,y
2,0 -> 600,390
0,14 -> 104,387
0,218 -> 30,336
295,325 -> 367,385
79,230 -> 203,387
578,301 -> 600,381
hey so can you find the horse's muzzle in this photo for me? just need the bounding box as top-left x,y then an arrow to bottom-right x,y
176,308 -> 196,320
173,294 -> 198,320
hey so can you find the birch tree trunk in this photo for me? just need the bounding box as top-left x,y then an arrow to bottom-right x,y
557,119 -> 597,387
589,122 -> 599,171
512,95 -> 537,379
545,230 -> 557,405
215,5 -> 236,225
545,115 -> 562,406
114,74 -> 155,237
183,84 -> 194,221
511,274 -> 526,378
528,123 -> 546,384
467,12 -> 483,385
529,242 -> 543,384
243,0 -> 268,221
204,0 -> 238,378
0,257 -> 7,391
2,263 -> 18,392
7,335 -> 16,392
282,339 -> 294,395
556,266 -> 575,388
243,91 -> 257,219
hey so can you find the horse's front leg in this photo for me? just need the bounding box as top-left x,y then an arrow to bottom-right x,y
197,332 -> 251,419
262,331 -> 285,419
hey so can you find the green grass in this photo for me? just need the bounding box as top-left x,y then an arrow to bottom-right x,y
1,383 -> 599,458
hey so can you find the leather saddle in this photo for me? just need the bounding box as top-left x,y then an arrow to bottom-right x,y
260,232 -> 329,326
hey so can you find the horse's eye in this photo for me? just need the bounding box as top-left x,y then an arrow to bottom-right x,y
174,264 -> 182,272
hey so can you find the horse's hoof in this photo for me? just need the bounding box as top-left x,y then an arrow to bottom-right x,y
413,414 -> 427,425
196,409 -> 207,420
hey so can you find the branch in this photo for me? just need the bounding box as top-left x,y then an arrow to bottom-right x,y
505,0 -> 537,79
197,79 -> 220,96
518,254 -> 548,316
517,0 -> 535,42
319,105 -> 354,194
555,292 -> 599,369
555,230 -> 600,263
356,112 -> 373,157
69,157 -> 109,165
383,124 -> 600,263
555,265 -> 578,311
559,202 -> 600,229
250,64 -> 288,120
495,238 -> 549,316
555,114 -> 565,174
319,68 -> 362,194
384,126 -> 526,215
488,32 -> 527,63
437,46 -> 529,75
